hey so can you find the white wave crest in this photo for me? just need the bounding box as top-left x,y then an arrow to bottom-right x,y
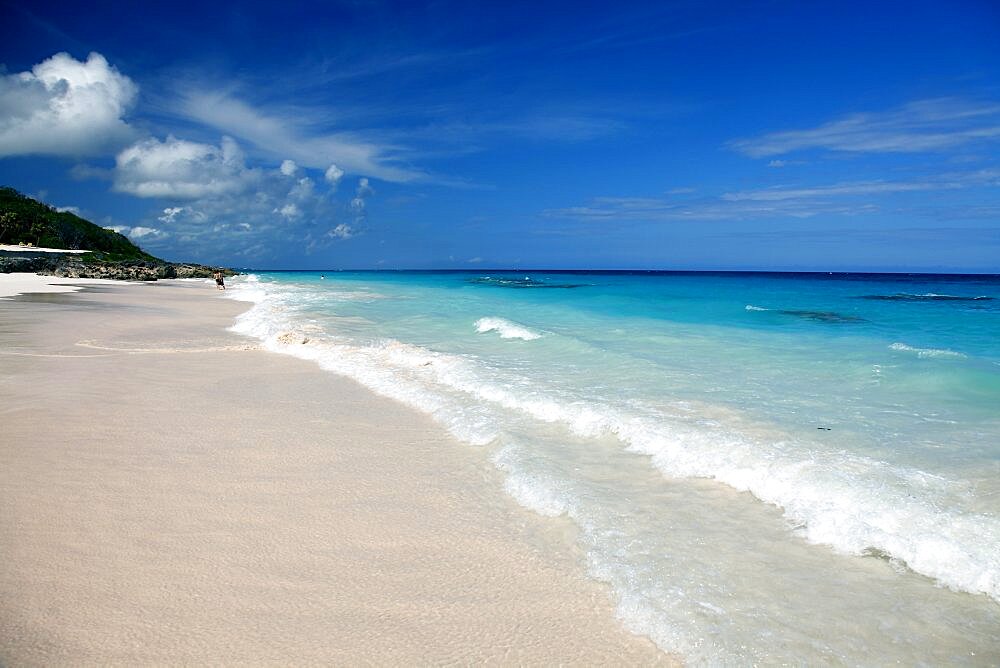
745,304 -> 769,311
223,274 -> 269,304
475,316 -> 542,340
889,342 -> 967,359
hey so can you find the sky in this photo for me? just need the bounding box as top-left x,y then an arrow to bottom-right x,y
1,0 -> 998,271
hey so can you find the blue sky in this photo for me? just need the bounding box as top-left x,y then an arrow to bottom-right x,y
1,0 -> 998,271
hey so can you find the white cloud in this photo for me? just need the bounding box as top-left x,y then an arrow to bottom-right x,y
0,51 -> 137,157
328,223 -> 355,239
288,177 -> 315,201
723,169 -> 1000,202
105,225 -> 168,241
156,206 -> 206,225
55,205 -> 80,215
280,159 -> 298,176
768,160 -> 786,168
356,177 -> 374,198
114,135 -> 257,199
117,139 -> 379,258
175,90 -> 423,182
275,203 -> 301,219
159,206 -> 185,223
350,177 -> 374,212
721,181 -> 937,202
129,226 -> 166,239
730,98 -> 1000,158
325,163 -> 344,184
546,170 -> 1000,223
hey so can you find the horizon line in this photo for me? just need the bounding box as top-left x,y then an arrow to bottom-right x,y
233,267 -> 1000,277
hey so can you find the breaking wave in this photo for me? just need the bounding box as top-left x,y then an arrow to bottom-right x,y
474,317 -> 542,340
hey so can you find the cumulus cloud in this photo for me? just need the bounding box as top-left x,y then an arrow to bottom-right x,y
129,226 -> 166,239
325,163 -> 344,184
356,177 -> 374,198
105,224 -> 168,241
350,177 -> 374,211
159,207 -> 184,223
275,203 -> 301,219
328,223 -> 355,239
113,135 -> 257,198
114,139 -> 370,258
157,206 -> 206,223
0,51 -> 137,157
288,177 -> 315,201
280,159 -> 298,176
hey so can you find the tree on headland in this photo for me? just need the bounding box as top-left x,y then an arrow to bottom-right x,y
0,211 -> 23,244
29,219 -> 47,247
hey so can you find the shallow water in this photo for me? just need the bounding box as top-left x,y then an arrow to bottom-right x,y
226,270 -> 1000,664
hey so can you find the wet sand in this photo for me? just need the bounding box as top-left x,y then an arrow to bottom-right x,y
0,276 -> 671,665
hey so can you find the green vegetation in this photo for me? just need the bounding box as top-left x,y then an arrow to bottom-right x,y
0,187 -> 162,263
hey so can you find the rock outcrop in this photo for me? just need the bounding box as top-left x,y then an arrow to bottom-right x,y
0,253 -> 237,281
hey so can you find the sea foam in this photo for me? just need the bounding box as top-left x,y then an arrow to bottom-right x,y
474,316 -> 542,340
889,342 -> 967,359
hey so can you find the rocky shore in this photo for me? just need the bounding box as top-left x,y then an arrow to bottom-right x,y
0,252 -> 237,281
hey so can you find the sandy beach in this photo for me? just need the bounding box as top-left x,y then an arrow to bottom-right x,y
0,276 -> 670,665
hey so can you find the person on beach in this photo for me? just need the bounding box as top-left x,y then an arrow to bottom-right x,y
213,270 -> 226,290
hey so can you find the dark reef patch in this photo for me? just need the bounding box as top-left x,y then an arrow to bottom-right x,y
468,276 -> 590,289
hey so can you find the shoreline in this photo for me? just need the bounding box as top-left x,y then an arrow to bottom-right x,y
0,275 -> 671,664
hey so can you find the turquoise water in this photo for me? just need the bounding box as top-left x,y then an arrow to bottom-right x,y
227,271 -> 1000,664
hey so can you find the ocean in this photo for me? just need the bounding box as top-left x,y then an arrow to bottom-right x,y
225,270 -> 1000,664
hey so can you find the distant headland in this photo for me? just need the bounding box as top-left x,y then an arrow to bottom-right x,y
0,187 -> 236,280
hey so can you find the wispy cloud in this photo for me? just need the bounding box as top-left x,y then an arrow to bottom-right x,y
546,170 -> 1000,222
723,170 -> 1000,201
173,89 -> 424,182
390,112 -> 627,152
547,196 -> 879,222
729,98 -> 1000,158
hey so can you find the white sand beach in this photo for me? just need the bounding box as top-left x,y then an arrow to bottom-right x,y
0,276 -> 670,665
0,273 -> 123,298
0,244 -> 91,254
